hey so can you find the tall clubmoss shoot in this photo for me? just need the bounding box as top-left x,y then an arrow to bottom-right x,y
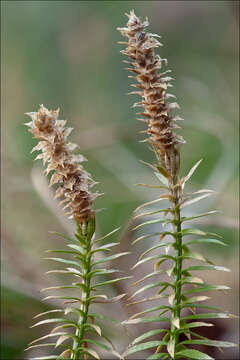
118,10 -> 237,360
25,106 -> 129,360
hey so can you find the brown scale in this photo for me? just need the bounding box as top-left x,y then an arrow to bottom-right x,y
118,10 -> 184,176
25,105 -> 99,224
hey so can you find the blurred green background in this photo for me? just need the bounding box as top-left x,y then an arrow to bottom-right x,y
1,1 -> 239,359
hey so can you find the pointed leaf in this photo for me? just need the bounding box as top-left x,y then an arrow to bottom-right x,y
132,254 -> 175,270
89,243 -> 119,254
81,339 -> 110,351
182,312 -> 237,321
139,242 -> 172,260
134,196 -> 170,213
180,339 -> 237,347
180,211 -> 219,223
82,349 -> 100,360
131,329 -> 169,346
88,313 -> 118,324
132,232 -> 162,245
129,305 -> 171,319
92,252 -> 130,266
93,227 -> 121,244
181,322 -> 214,329
133,218 -> 171,231
182,285 -> 230,296
132,270 -> 166,286
91,276 -> 132,289
133,208 -> 172,220
176,349 -> 213,359
123,316 -> 170,325
128,282 -> 172,300
33,310 -> 63,319
181,193 -> 214,208
180,160 -> 202,187
185,238 -> 226,246
184,265 -> 230,272
30,318 -> 72,328
123,341 -> 166,356
43,258 -> 80,267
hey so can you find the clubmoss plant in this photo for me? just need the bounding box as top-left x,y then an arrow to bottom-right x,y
25,105 -> 129,360
118,10 -> 237,360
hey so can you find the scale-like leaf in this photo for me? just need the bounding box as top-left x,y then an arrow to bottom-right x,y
123,316 -> 170,325
28,332 -> 77,346
43,257 -> 80,267
81,339 -> 111,351
131,329 -> 169,346
180,211 -> 218,223
91,276 -> 132,289
182,312 -> 236,321
180,228 -> 220,237
179,339 -> 237,347
182,285 -> 230,296
33,310 -> 64,319
180,322 -> 214,330
180,159 -> 202,187
135,183 -> 168,189
88,313 -> 118,324
184,265 -> 230,272
82,323 -> 102,336
93,227 -> 121,244
132,254 -> 175,269
30,318 -> 76,328
133,217 -> 171,231
181,303 -> 221,312
132,270 -> 166,286
92,252 -> 130,266
123,341 -> 167,356
176,349 -> 213,359
132,232 -> 162,245
129,305 -> 171,319
133,208 -> 172,220
25,343 -> 57,351
127,294 -> 168,307
138,242 -> 172,260
89,243 -> 119,254
128,282 -> 173,300
185,238 -> 226,246
40,284 -> 84,292
134,196 -> 170,213
46,249 -> 82,256
181,193 -> 214,208
82,348 -> 100,360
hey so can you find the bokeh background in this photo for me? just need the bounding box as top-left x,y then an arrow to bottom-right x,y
1,1 -> 239,359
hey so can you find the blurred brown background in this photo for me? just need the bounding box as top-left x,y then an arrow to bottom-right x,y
1,1 -> 239,359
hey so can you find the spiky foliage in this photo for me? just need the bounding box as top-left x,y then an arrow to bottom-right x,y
25,106 -> 129,360
118,10 -> 237,360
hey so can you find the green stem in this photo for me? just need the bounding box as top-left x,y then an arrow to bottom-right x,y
71,218 -> 95,360
170,176 -> 183,358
